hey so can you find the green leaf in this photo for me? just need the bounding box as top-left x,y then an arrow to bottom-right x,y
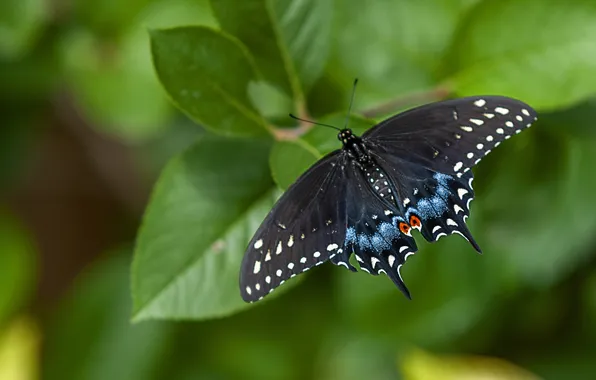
0,210 -> 36,324
72,0 -> 153,37
476,129 -> 596,288
211,0 -> 333,101
328,0 -> 476,109
269,140 -> 319,191
540,96 -> 596,138
61,29 -> 173,141
63,1 -> 218,141
448,0 -> 596,111
151,26 -> 270,137
132,135 -> 274,320
43,252 -> 173,380
0,0 -> 47,59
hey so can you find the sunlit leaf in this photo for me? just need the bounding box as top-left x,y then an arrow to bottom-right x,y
151,27 -> 270,137
0,317 -> 39,380
400,348 -> 540,380
132,135 -> 274,320
211,0 -> 333,101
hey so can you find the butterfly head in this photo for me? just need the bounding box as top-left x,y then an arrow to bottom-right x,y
338,129 -> 357,144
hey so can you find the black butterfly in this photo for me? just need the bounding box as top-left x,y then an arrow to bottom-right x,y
240,91 -> 537,302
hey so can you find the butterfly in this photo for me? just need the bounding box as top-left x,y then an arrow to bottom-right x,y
240,85 -> 537,303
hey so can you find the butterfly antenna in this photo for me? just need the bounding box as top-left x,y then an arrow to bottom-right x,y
344,78 -> 359,128
289,114 -> 341,131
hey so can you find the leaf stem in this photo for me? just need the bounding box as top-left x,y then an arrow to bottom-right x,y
272,102 -> 313,141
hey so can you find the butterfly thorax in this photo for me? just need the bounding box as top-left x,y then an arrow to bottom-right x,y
338,129 -> 397,205
339,129 -> 371,164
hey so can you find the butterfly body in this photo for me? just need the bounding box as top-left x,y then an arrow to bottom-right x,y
240,96 -> 537,302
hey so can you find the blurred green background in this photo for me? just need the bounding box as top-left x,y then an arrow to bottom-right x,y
2,0 -> 596,379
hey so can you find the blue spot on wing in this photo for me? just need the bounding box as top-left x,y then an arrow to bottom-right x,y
407,172 -> 453,219
345,216 -> 405,252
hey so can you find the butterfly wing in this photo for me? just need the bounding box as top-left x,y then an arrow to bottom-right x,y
334,161 -> 418,298
373,149 -> 480,251
363,96 -> 537,249
363,96 -> 537,176
240,151 -> 349,302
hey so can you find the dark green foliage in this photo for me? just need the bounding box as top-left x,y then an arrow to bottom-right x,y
4,0 -> 596,379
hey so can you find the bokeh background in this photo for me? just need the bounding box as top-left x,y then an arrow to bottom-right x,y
2,0 -> 596,379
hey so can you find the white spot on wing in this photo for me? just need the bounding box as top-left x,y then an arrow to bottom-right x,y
476,143 -> 484,150
253,261 -> 261,274
467,152 -> 474,159
452,230 -> 470,242
403,198 -> 410,206
522,109 -> 530,116
470,118 -> 484,126
460,126 -> 473,132
276,241 -> 282,255
246,286 -> 252,295
516,115 -> 523,121
287,235 -> 294,247
399,246 -> 409,253
454,204 -> 464,214
446,218 -> 458,226
253,239 -> 263,249
506,121 -> 514,127
388,255 -> 396,267
496,128 -> 504,134
313,251 -> 321,258
484,113 -> 494,119
458,188 -> 469,199
474,99 -> 486,107
265,250 -> 272,261
266,276 -> 271,284
454,162 -> 463,172
495,107 -> 509,115
486,135 -> 494,142
327,243 -> 339,251
371,257 -> 380,268
287,263 -> 294,270
276,269 -> 282,277
432,225 -> 442,233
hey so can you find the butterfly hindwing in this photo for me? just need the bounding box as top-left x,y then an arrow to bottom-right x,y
363,96 -> 538,176
240,152 -> 348,302
371,147 -> 481,251
340,162 -> 418,298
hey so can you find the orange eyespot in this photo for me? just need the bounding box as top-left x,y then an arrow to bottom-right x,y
399,222 -> 411,234
409,215 -> 421,228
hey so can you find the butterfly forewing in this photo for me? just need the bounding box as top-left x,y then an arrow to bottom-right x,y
363,96 -> 538,176
240,152 -> 348,302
